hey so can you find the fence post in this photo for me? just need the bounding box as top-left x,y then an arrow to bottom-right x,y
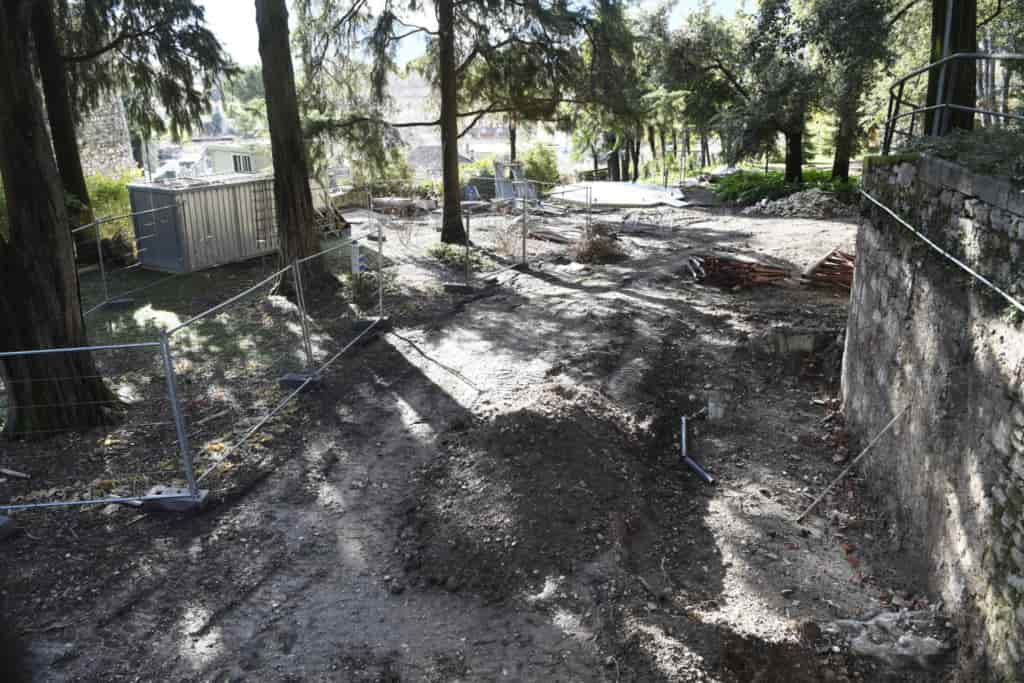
159,332 -> 199,499
377,208 -> 384,318
95,218 -> 110,305
464,212 -> 471,287
521,193 -> 528,265
291,260 -> 315,369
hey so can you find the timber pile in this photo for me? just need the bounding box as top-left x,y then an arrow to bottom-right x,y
803,249 -> 855,290
685,253 -> 788,288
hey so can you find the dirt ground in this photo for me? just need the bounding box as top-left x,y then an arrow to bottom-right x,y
1,190 -> 957,681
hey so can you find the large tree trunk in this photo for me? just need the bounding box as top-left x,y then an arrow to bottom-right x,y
0,0 -> 113,436
32,1 -> 93,231
925,0 -> 977,135
509,116 -> 517,162
620,144 -> 630,182
437,0 -> 465,244
256,0 -> 322,274
784,130 -> 803,183
659,128 -> 667,186
647,125 -> 657,161
831,76 -> 863,181
626,133 -> 634,180
607,136 -> 621,181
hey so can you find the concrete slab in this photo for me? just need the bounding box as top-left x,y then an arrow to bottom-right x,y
549,181 -> 689,209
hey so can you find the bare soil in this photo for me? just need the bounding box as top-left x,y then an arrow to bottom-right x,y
1,193 -> 956,682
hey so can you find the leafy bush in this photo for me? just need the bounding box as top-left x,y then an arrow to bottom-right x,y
428,243 -> 484,272
712,169 -> 859,206
522,143 -> 560,186
572,234 -> 626,264
461,154 -> 497,200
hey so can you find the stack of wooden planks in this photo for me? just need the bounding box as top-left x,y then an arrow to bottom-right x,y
688,253 -> 788,288
803,249 -> 855,290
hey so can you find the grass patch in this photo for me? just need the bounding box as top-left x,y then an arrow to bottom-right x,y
428,243 -> 485,272
345,270 -> 398,308
712,169 -> 860,206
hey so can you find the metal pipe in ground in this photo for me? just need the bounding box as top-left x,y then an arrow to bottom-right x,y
292,259 -> 315,369
160,332 -> 199,498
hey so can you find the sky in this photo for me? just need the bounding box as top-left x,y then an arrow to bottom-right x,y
198,0 -> 742,68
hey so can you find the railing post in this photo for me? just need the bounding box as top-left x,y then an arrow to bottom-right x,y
159,332 -> 198,499
291,260 -> 314,369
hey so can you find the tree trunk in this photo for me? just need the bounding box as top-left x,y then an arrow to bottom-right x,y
0,0 -> 113,436
509,116 -> 517,162
784,130 -> 803,184
831,76 -> 862,181
32,1 -> 94,231
700,133 -> 710,167
631,136 -> 641,182
437,0 -> 465,244
925,0 -> 977,135
256,0 -> 322,274
659,128 -> 667,186
647,125 -> 657,161
620,144 -> 630,182
607,138 -> 621,181
1001,65 -> 1012,118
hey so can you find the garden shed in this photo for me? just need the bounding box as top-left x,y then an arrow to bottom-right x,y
127,173 -> 279,273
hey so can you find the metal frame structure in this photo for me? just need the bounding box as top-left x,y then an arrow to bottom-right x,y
882,52 -> 1024,154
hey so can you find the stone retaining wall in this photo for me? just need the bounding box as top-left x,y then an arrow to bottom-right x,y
844,154 -> 1024,680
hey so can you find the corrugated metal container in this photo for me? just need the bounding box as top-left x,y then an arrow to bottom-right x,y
127,174 -> 278,273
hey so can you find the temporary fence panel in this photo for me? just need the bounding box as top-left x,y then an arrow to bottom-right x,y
0,342 -> 199,511
127,174 -> 279,274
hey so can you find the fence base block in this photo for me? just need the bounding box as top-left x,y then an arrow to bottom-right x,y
0,515 -> 18,541
278,371 -> 322,391
140,486 -> 209,513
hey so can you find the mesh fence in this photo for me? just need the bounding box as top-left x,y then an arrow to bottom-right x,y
0,343 -> 191,511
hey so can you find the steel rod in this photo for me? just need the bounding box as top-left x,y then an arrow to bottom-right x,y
796,406 -> 910,523
160,332 -> 199,498
0,341 -> 161,358
861,190 -> 1024,315
292,259 -> 315,368
0,493 -> 195,512
166,265 -> 290,335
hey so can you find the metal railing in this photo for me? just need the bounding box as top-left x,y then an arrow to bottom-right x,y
882,52 -> 1024,154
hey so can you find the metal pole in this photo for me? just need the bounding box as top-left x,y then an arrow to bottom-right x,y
521,193 -> 528,265
95,219 -> 109,304
159,332 -> 198,498
377,206 -> 384,318
292,260 -> 314,369
464,212 -> 471,287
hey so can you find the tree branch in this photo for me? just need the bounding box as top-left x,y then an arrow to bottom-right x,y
886,0 -> 923,28
61,19 -> 170,63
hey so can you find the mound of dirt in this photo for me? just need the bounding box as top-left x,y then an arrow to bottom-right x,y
398,381 -> 718,600
742,189 -> 858,219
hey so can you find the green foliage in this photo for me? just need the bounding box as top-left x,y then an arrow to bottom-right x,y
572,234 -> 625,264
461,154 -> 497,200
522,144 -> 560,185
85,169 -> 143,239
428,243 -> 484,272
712,170 -> 860,206
61,0 -> 236,138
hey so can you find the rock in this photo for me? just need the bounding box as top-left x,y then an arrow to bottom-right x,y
445,575 -> 461,592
